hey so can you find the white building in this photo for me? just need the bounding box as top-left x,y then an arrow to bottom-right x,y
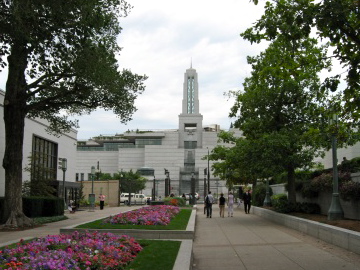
0,89 -> 79,200
76,66 -> 242,198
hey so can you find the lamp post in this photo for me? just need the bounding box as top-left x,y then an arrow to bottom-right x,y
190,172 -> 196,205
89,166 -> 95,211
215,180 -> 219,199
207,147 -> 210,192
203,168 -> 207,200
328,113 -> 344,220
59,158 -> 67,208
263,178 -> 271,206
152,175 -> 156,201
164,169 -> 170,197
118,172 -> 123,206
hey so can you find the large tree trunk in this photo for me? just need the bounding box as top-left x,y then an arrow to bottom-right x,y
1,42 -> 33,228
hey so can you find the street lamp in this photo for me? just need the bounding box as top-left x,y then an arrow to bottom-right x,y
263,178 -> 271,206
118,172 -> 123,206
164,168 -> 170,197
191,172 -> 196,205
328,113 -> 344,220
59,158 -> 67,208
207,147 -> 210,192
203,168 -> 207,200
89,166 -> 95,211
152,175 -> 156,201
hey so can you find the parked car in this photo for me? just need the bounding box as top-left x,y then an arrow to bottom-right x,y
120,193 -> 146,205
185,193 -> 199,201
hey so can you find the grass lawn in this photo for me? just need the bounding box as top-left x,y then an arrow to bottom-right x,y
76,208 -> 192,230
125,240 -> 181,270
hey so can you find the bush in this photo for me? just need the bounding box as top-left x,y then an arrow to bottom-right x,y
164,197 -> 186,207
300,202 -> 321,214
271,194 -> 291,213
252,184 -> 273,206
340,181 -> 360,201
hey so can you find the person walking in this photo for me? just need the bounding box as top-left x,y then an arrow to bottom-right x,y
99,193 -> 106,210
228,191 -> 234,217
204,191 -> 214,218
243,189 -> 252,214
219,193 -> 226,218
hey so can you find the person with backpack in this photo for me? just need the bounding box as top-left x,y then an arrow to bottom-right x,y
204,191 -> 214,218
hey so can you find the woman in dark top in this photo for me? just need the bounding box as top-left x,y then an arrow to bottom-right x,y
219,193 -> 226,218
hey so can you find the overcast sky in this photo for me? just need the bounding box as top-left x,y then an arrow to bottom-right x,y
0,0 -> 267,140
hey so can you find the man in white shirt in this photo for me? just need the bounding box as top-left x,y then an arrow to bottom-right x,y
205,191 -> 214,218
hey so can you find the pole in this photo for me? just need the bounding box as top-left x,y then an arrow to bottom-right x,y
152,176 -> 156,201
328,130 -> 344,220
191,172 -> 196,205
207,148 -> 210,192
263,178 -> 271,206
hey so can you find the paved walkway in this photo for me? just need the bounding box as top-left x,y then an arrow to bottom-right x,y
1,205 -> 360,270
192,204 -> 360,270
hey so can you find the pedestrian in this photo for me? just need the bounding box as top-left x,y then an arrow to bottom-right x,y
204,191 -> 214,218
219,193 -> 226,218
243,189 -> 252,214
228,191 -> 234,217
99,193 -> 106,210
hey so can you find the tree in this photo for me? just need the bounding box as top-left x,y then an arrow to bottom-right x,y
0,0 -> 147,227
113,170 -> 146,205
22,154 -> 57,197
247,0 -> 360,125
231,25 -> 332,203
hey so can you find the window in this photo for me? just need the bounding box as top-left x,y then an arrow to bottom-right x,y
31,136 -> 58,181
80,173 -> 84,181
184,141 -> 197,149
76,173 -> 79,182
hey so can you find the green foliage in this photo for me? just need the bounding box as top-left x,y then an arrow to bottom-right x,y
23,154 -> 57,197
0,0 -> 147,225
113,170 -> 147,195
247,0 -> 360,126
340,181 -> 360,201
299,202 -> 321,214
271,194 -> 291,213
164,197 -> 186,207
22,197 -> 64,218
252,184 -> 273,206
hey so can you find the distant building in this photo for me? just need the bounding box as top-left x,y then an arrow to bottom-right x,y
76,66 -> 242,198
0,89 -> 79,201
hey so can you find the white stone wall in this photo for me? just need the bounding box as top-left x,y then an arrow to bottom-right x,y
76,151 -> 119,180
0,90 -> 78,197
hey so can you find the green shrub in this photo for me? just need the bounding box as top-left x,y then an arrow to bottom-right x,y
252,184 -> 273,206
271,194 -> 290,213
300,202 -> 321,214
164,197 -> 186,207
340,181 -> 360,201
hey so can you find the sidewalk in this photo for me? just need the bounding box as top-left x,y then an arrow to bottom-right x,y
192,204 -> 360,270
1,205 -> 360,270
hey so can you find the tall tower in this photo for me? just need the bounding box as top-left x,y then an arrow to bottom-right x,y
178,65 -> 203,193
178,65 -> 203,148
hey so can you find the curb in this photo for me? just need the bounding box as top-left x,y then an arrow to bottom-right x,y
253,206 -> 360,255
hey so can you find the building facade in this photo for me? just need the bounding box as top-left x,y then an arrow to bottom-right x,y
76,66 -> 242,199
0,89 -> 79,201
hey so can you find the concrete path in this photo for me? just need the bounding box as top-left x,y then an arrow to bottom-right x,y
1,205 -> 360,270
192,204 -> 360,270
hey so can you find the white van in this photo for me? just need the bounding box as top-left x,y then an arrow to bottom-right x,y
120,193 -> 146,205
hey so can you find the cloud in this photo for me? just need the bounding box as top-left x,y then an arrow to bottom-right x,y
1,0 -> 268,140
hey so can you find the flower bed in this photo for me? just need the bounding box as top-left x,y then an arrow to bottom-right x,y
102,205 -> 180,226
0,231 -> 142,270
